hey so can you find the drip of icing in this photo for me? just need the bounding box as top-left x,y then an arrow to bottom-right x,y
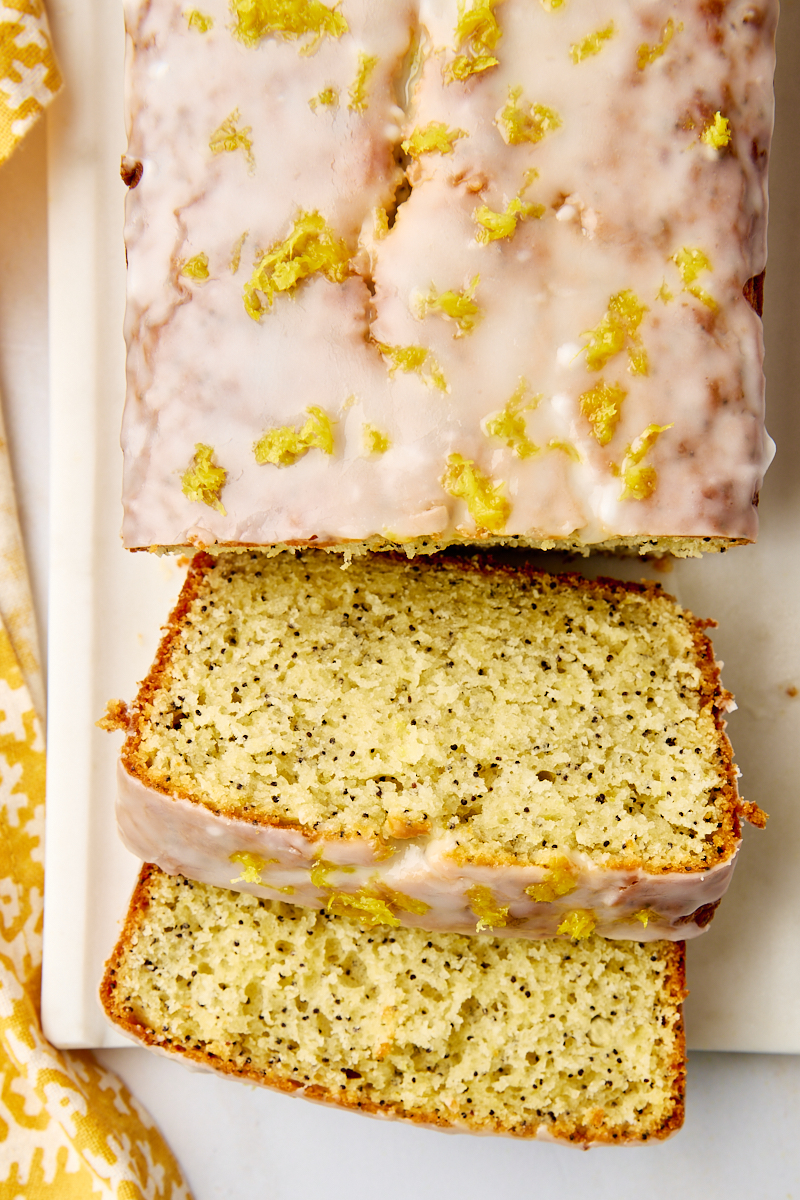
116,762 -> 740,942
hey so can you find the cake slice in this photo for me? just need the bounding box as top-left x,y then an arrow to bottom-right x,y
121,0 -> 777,555
100,865 -> 687,1145
109,550 -> 763,940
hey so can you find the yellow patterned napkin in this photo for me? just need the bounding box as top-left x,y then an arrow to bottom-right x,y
0,401 -> 193,1193
0,0 -> 61,165
2,11 -> 189,1193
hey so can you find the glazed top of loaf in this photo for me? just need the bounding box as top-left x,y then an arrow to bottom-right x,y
121,0 -> 777,551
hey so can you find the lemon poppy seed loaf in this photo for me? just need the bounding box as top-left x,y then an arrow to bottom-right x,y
100,865 -> 687,1145
112,550 -> 761,940
121,0 -> 776,555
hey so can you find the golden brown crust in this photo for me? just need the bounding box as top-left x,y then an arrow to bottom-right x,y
120,551 -> 215,802
99,872 -> 155,1050
743,271 -> 765,318
682,617 -> 745,860
684,610 -> 767,839
120,155 -> 144,188
678,899 -> 720,929
739,799 -> 768,828
132,533 -> 749,558
96,698 -> 131,732
657,940 -> 688,1140
100,865 -> 686,1145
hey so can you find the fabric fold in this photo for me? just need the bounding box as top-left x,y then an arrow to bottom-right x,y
0,6 -> 193,1193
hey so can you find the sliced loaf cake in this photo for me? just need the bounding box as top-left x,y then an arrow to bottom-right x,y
109,550 -> 763,940
101,865 -> 687,1145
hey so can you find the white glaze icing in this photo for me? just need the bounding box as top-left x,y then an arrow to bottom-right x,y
121,0 -> 777,550
118,761 -> 737,940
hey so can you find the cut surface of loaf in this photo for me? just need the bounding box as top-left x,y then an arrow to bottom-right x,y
115,550 -> 757,940
101,865 -> 687,1145
121,0 -> 776,555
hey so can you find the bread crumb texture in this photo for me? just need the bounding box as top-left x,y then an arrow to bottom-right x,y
125,550 -> 739,871
102,868 -> 686,1143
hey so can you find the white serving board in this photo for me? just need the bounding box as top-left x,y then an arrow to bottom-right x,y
42,0 -> 800,1053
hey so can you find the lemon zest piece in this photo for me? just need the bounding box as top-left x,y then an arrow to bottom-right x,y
498,86 -> 562,145
619,423 -> 674,501
309,862 -> 330,888
230,0 -> 348,52
401,121 -> 467,158
243,211 -> 350,319
579,379 -> 627,445
182,444 -> 227,513
483,379 -> 541,458
449,52 -> 499,81
540,0 -> 565,9
417,275 -> 481,336
687,285 -> 717,310
633,908 -> 660,928
621,467 -> 657,497
348,52 -> 378,112
475,170 -> 544,243
441,454 -> 510,533
363,424 -> 391,455
180,252 -> 210,280
380,887 -> 430,916
186,9 -> 213,32
373,207 -> 389,240
557,909 -> 596,940
701,111 -> 731,149
657,280 -> 674,304
230,851 -> 274,884
548,439 -> 581,461
309,857 -> 356,889
672,246 -> 713,286
637,17 -> 680,70
525,860 -> 577,903
327,890 -> 402,928
375,342 -> 448,391
467,884 -> 509,932
582,290 -> 649,374
570,22 -> 615,63
671,247 -> 718,310
474,196 -> 544,244
377,343 -> 425,372
447,0 -> 504,82
209,109 -> 254,169
628,346 -> 648,376
474,205 -> 515,242
254,406 -> 336,467
310,859 -> 333,888
230,231 -> 248,274
371,885 -> 431,917
309,86 -> 339,110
